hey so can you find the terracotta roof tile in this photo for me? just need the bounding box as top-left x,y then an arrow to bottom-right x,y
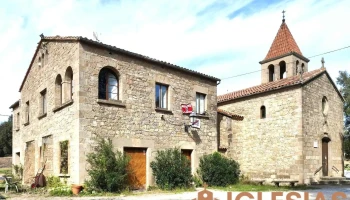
217,108 -> 244,121
218,68 -> 326,103
263,22 -> 302,61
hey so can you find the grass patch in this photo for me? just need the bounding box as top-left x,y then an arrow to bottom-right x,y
209,183 -> 319,192
0,168 -> 12,176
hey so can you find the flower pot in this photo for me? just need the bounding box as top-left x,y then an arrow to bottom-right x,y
71,184 -> 82,195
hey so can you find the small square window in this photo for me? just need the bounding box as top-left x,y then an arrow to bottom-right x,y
196,93 -> 206,114
155,83 -> 168,109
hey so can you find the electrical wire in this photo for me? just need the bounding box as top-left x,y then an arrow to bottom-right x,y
220,45 -> 350,80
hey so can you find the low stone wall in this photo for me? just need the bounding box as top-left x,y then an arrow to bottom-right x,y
0,156 -> 12,168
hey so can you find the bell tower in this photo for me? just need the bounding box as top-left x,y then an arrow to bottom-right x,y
259,11 -> 309,84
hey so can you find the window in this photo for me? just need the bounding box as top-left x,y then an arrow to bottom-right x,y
41,53 -> 45,68
25,101 -> 30,124
16,112 -> 20,130
279,61 -> 286,79
268,65 -> 274,82
196,93 -> 206,114
322,96 -> 328,116
60,140 -> 69,174
64,67 -> 73,102
55,75 -> 63,107
155,83 -> 168,109
260,106 -> 266,119
98,68 -> 119,100
40,89 -> 47,115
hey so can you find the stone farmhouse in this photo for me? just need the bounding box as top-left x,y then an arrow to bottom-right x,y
10,17 -> 345,188
217,19 -> 344,184
9,35 -> 221,188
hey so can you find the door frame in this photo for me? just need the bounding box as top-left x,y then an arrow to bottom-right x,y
321,137 -> 331,177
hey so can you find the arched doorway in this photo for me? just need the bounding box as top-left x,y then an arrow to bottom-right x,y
322,136 -> 331,176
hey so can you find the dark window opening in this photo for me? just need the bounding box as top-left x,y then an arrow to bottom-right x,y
260,106 -> 266,119
279,61 -> 286,79
98,68 -> 119,100
268,65 -> 274,82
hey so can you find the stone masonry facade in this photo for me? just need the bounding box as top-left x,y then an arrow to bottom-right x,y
12,38 -> 219,187
218,73 -> 344,184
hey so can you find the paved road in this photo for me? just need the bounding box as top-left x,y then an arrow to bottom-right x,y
3,185 -> 350,200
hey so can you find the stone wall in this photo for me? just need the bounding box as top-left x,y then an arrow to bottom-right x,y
24,141 -> 35,184
77,43 -> 218,185
218,87 -> 304,181
0,157 -> 12,168
12,41 -> 80,184
302,73 -> 344,183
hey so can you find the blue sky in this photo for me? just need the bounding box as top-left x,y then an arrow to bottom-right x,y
1,0 -> 350,122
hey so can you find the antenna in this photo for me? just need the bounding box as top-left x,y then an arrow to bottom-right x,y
93,32 -> 100,42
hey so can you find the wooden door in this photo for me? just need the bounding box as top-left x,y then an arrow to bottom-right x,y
124,148 -> 147,189
181,149 -> 192,167
322,140 -> 328,176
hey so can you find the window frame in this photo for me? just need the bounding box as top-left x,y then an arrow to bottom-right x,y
40,89 -> 47,115
196,92 -> 206,115
155,83 -> 169,109
25,101 -> 30,124
98,68 -> 119,101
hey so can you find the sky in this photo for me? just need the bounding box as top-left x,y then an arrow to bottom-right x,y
0,0 -> 350,122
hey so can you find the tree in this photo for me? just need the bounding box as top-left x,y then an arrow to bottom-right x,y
0,116 -> 12,157
337,71 -> 350,159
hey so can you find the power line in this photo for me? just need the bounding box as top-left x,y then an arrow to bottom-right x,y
0,114 -> 11,117
221,45 -> 350,80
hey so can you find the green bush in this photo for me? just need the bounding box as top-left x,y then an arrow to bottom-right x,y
86,137 -> 130,192
198,152 -> 240,187
49,186 -> 72,196
150,148 -> 192,190
46,176 -> 64,188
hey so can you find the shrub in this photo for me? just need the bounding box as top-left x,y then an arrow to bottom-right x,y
86,137 -> 130,192
49,186 -> 72,196
198,152 -> 240,187
13,164 -> 23,180
46,176 -> 64,188
150,148 -> 192,190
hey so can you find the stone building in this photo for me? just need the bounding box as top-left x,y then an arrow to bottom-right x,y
217,19 -> 344,184
9,36 -> 220,187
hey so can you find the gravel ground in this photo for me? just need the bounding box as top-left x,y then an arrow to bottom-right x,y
2,185 -> 350,200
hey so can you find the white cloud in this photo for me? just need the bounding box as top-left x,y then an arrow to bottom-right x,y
0,0 -> 349,122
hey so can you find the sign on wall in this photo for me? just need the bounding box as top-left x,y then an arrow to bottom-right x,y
191,119 -> 200,129
181,104 -> 193,114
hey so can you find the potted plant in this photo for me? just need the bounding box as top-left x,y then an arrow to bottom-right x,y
71,184 -> 83,195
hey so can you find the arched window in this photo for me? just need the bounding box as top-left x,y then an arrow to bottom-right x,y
301,63 -> 305,74
268,65 -> 274,82
98,67 -> 119,100
296,60 -> 299,75
55,75 -> 63,107
279,61 -> 286,79
64,67 -> 73,101
322,96 -> 328,116
260,106 -> 266,119
41,53 -> 45,67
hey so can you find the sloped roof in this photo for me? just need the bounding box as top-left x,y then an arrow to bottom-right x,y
217,108 -> 244,121
19,36 -> 220,91
263,22 -> 303,62
218,68 -> 335,103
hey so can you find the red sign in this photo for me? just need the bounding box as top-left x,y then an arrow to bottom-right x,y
181,104 -> 193,114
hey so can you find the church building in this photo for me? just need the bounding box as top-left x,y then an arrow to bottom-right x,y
217,17 -> 344,184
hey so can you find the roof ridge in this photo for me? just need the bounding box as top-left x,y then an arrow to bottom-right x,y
218,68 -> 326,103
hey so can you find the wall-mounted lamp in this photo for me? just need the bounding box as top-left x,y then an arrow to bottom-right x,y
185,112 -> 197,133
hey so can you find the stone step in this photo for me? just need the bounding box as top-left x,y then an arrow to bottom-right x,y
320,177 -> 346,181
